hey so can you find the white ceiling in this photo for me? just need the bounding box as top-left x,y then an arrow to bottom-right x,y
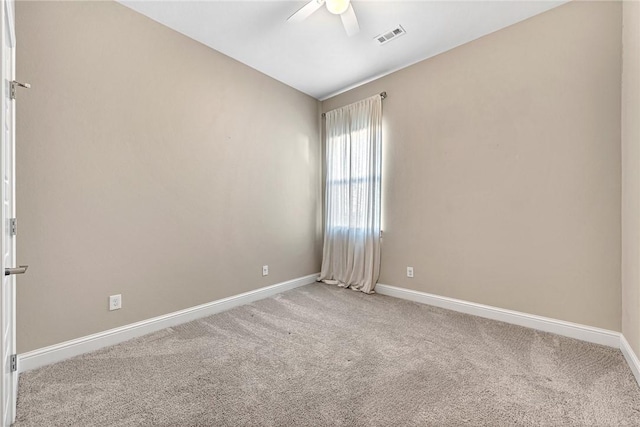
118,0 -> 567,100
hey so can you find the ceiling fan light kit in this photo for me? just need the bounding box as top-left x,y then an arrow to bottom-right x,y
288,0 -> 360,36
326,0 -> 350,15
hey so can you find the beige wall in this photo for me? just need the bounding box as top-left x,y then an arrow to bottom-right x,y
622,0 -> 640,357
323,1 -> 623,330
15,1 -> 321,353
15,0 -> 628,353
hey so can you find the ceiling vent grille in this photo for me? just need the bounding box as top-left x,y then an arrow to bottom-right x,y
375,25 -> 406,45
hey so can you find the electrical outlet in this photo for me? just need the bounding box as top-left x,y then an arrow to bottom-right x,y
109,294 -> 122,311
262,265 -> 269,276
407,267 -> 414,278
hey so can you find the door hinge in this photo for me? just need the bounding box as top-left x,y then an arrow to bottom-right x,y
9,218 -> 16,236
10,354 -> 17,372
10,80 -> 30,100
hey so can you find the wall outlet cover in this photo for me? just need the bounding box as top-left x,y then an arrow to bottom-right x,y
109,294 -> 122,311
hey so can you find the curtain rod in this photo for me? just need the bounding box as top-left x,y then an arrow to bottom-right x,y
321,92 -> 387,118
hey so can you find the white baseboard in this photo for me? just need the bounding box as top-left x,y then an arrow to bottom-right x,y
375,284 -> 621,348
18,273 -> 319,373
621,335 -> 640,386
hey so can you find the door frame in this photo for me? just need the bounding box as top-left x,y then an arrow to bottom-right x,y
0,0 -> 17,425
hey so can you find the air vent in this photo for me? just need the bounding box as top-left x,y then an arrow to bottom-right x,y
374,25 -> 406,45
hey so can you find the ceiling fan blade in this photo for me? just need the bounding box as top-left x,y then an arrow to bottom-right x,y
340,4 -> 360,36
287,0 -> 325,23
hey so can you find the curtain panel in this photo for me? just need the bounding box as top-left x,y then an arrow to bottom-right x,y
319,94 -> 382,294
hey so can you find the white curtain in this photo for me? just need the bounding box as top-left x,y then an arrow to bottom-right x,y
319,94 -> 382,294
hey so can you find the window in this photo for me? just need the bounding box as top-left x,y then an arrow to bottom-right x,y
319,94 -> 382,294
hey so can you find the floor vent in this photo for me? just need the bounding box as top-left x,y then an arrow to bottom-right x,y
374,25 -> 406,45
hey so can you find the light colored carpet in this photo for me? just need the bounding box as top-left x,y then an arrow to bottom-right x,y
14,283 -> 640,426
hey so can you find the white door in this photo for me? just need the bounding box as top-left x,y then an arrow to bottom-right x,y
0,0 -> 18,425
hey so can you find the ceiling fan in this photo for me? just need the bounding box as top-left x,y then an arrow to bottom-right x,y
288,0 -> 360,37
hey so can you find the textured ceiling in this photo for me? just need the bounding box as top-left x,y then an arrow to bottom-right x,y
118,1 -> 567,100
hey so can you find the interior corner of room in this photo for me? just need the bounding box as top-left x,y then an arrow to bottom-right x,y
2,0 -> 640,424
